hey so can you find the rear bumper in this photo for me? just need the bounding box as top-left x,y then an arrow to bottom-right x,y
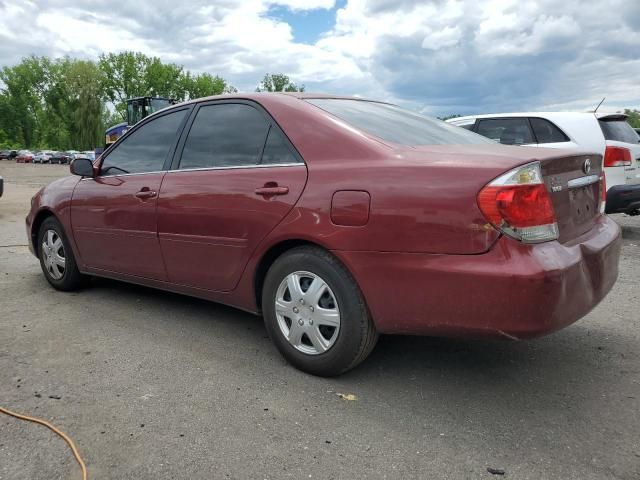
606,184 -> 640,214
335,215 -> 621,338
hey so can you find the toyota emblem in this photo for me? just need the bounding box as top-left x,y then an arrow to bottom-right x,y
583,158 -> 591,174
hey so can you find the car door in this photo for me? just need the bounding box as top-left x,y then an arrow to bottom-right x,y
71,107 -> 189,279
157,100 -> 308,292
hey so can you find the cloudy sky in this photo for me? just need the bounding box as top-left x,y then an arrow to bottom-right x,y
1,0 -> 639,116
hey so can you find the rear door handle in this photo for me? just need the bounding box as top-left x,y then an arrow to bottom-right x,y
255,186 -> 289,196
135,189 -> 157,199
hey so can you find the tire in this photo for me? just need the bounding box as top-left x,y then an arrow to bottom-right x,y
262,246 -> 378,376
37,217 -> 88,291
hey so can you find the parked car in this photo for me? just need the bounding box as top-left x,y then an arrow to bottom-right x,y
50,151 -> 72,164
72,151 -> 96,161
26,94 -> 622,376
0,150 -> 18,160
33,151 -> 54,164
634,127 -> 640,138
15,150 -> 34,163
447,112 -> 640,215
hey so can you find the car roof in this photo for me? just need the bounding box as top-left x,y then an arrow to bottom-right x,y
449,111 -> 628,123
170,92 -> 386,109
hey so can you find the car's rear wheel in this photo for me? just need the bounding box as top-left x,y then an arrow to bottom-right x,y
38,217 -> 88,291
262,246 -> 378,376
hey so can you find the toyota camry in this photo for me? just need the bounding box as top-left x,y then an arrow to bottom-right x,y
26,93 -> 621,376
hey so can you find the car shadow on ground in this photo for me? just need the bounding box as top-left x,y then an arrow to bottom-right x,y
85,275 -> 627,395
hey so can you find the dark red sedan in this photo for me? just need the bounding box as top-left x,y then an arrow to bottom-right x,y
16,150 -> 34,163
26,93 -> 621,376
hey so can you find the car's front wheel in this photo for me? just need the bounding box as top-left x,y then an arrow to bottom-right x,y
38,217 -> 88,291
262,246 -> 378,376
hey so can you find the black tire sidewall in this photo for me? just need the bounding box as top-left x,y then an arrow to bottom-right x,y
262,248 -> 369,376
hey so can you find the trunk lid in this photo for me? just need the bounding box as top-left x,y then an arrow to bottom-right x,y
539,152 -> 603,243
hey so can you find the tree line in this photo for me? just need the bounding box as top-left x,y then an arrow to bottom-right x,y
0,52 -> 303,151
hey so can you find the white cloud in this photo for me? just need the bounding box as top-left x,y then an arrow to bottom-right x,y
0,0 -> 639,115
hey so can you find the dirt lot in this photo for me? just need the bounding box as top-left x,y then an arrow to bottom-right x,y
1,161 -> 639,479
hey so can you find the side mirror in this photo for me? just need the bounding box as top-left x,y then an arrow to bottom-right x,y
70,158 -> 95,177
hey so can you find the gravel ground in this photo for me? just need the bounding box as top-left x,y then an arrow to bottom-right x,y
1,161 -> 639,480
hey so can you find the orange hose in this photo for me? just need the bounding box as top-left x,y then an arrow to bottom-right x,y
0,405 -> 87,480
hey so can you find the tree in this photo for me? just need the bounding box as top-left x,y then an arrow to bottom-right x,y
66,60 -> 105,150
0,52 -> 233,149
0,56 -> 47,148
181,72 -> 230,100
99,51 -> 176,119
624,109 -> 640,128
98,51 -> 152,115
256,73 -> 305,92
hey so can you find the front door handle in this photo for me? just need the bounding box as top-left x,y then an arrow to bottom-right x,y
135,189 -> 157,199
255,186 -> 289,196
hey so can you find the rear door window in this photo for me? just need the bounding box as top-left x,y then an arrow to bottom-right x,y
179,103 -> 270,169
260,127 -> 299,165
476,118 -> 535,145
530,118 -> 569,143
599,119 -> 639,144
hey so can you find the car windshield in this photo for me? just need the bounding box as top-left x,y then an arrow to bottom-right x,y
306,98 -> 493,146
599,119 -> 639,144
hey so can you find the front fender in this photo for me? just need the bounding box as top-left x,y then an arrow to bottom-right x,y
26,176 -> 81,260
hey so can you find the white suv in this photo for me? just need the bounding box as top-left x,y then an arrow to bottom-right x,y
447,112 -> 640,215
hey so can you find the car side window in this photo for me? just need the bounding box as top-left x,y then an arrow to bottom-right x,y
100,109 -> 187,176
476,118 -> 534,145
260,127 -> 299,165
179,103 -> 270,169
530,118 -> 569,143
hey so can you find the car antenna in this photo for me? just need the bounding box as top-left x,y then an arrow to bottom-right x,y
593,97 -> 605,113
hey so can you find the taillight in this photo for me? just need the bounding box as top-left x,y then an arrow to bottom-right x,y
477,162 -> 559,243
604,146 -> 632,167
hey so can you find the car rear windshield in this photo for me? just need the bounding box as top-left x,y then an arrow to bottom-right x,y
599,119 -> 639,144
306,99 -> 493,146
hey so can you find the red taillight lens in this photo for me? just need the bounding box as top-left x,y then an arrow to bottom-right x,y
604,146 -> 632,167
478,162 -> 559,243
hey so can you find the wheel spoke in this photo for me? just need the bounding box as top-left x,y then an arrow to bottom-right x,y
52,237 -> 63,251
53,253 -> 65,268
52,263 -> 64,279
287,323 -> 304,346
286,273 -> 304,300
47,230 -> 55,247
315,308 -> 340,327
304,276 -> 327,305
275,298 -> 294,319
307,327 -> 329,353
